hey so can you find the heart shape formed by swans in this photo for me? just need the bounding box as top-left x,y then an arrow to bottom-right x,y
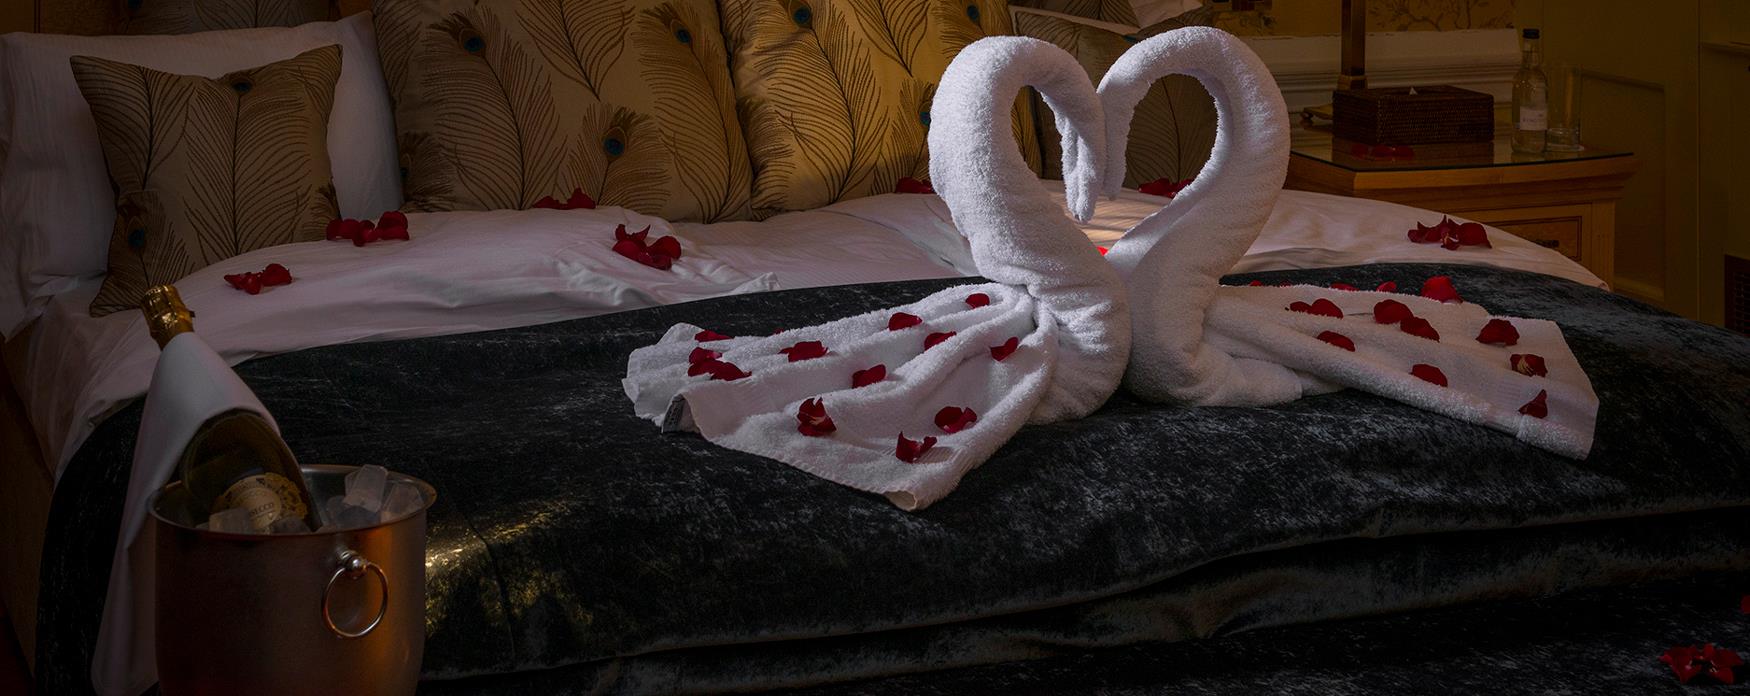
1091,27 -> 1598,458
624,37 -> 1130,509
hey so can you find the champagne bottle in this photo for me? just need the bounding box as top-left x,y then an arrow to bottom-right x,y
142,285 -> 320,533
1511,28 -> 1548,154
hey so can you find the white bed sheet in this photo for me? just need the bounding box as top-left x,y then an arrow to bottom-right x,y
7,186 -> 1601,481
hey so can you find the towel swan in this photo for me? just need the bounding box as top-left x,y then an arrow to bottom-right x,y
1098,27 -> 1599,458
623,37 -> 1130,509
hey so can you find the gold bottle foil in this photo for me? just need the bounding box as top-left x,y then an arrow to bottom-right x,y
141,284 -> 194,348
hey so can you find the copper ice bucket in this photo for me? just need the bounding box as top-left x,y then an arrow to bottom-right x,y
150,465 -> 434,695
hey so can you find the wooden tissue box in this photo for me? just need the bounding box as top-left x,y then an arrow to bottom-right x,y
1332,85 -> 1494,145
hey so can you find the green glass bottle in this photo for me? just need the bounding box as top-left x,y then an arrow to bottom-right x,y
143,285 -> 320,533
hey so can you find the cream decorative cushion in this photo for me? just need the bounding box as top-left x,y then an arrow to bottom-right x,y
1013,7 -> 1215,187
720,0 -> 1042,218
371,0 -> 752,222
71,45 -> 342,316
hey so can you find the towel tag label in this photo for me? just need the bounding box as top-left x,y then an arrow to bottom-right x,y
661,397 -> 694,433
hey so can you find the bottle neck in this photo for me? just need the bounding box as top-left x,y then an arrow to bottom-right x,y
1521,43 -> 1542,68
141,284 -> 194,349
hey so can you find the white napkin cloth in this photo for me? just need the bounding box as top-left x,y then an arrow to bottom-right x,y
93,331 -> 282,696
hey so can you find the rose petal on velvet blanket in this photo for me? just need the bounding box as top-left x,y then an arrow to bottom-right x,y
688,347 -> 721,365
1455,221 -> 1490,247
934,407 -> 978,434
1376,281 -> 1398,293
1476,319 -> 1521,346
796,398 -> 836,436
1421,275 -> 1463,303
1411,363 -> 1448,387
695,329 -> 733,342
1329,283 -> 1357,291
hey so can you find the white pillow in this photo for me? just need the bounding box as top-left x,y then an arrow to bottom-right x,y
0,13 -> 401,338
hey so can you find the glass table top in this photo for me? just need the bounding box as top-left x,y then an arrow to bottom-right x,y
1290,123 -> 1631,173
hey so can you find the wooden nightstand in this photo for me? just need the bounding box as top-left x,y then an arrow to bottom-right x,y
1285,125 -> 1638,287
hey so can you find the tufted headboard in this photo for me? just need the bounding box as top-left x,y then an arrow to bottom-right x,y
12,0 -> 370,35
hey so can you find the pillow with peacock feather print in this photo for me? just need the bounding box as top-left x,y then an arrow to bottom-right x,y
117,0 -> 337,35
70,45 -> 342,317
1013,6 -> 1216,188
370,0 -> 752,223
719,0 -> 1044,218
1006,0 -> 1204,27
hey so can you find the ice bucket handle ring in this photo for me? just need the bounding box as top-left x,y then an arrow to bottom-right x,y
322,549 -> 389,639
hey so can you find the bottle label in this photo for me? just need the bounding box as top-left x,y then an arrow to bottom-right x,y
1518,107 -> 1548,131
218,473 -> 309,532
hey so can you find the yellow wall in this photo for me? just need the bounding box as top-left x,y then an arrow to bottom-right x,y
1217,0 -> 1515,36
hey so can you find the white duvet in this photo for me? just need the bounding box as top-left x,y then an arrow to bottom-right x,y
7,187 -> 1602,480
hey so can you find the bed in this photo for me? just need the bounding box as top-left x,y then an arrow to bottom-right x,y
7,187 -> 1750,694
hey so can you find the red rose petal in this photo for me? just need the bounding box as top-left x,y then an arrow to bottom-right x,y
1407,221 -> 1439,244
1410,364 -> 1448,387
778,340 -> 828,362
924,331 -> 956,350
325,218 -> 351,241
1454,221 -> 1490,247
965,292 -> 991,308
895,432 -> 939,463
1373,299 -> 1412,325
378,210 -> 408,229
796,398 -> 836,436
934,406 -> 978,434
1475,318 -> 1520,346
532,195 -> 562,209
565,188 -> 596,210
1664,646 -> 1704,684
352,221 -> 378,247
895,177 -> 935,194
1138,177 -> 1194,198
709,361 -> 750,381
1518,389 -> 1549,418
1097,246 -> 1109,255
687,358 -> 723,377
1329,283 -> 1358,291
1510,353 -> 1549,377
1440,235 -> 1462,251
223,273 -> 245,290
1420,275 -> 1462,303
990,336 -> 1020,361
1316,331 -> 1355,351
888,312 -> 923,331
1247,280 -> 1265,287
1288,298 -> 1344,318
851,364 -> 886,388
259,263 -> 292,286
240,272 -> 262,295
1400,315 -> 1441,341
688,347 -> 721,364
1376,281 -> 1398,293
648,235 -> 682,261
695,329 -> 732,342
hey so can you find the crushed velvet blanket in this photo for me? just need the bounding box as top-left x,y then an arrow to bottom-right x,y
35,264 -> 1750,694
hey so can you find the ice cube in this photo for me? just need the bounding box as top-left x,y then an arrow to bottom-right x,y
334,503 -> 378,530
344,465 -> 388,512
324,495 -> 346,524
208,507 -> 251,533
270,517 -> 310,534
379,482 -> 424,522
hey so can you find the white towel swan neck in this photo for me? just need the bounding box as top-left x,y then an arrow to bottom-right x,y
1097,27 -> 1598,458
622,37 -> 1129,509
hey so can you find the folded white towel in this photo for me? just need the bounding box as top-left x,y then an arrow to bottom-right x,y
94,330 -> 284,696
1099,27 -> 1598,458
623,37 -> 1129,509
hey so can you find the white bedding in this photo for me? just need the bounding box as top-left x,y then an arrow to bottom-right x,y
6,186 -> 1602,481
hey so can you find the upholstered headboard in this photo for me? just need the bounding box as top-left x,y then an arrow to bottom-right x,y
13,0 -> 370,35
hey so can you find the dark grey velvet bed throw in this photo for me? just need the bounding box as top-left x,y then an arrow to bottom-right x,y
36,264 -> 1750,694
